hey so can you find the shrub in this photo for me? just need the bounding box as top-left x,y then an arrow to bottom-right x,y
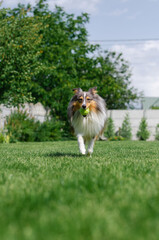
151,106 -> 159,109
136,118 -> 150,141
155,124 -> 159,140
35,118 -> 64,141
105,117 -> 115,139
5,110 -> 65,142
0,132 -> 4,143
5,110 -> 40,142
120,113 -> 132,140
0,132 -> 10,143
109,136 -> 124,141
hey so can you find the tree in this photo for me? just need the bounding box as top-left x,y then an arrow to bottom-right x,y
0,5 -> 44,106
93,52 -> 139,109
0,1 -> 140,122
31,2 -> 140,120
137,118 -> 150,141
105,117 -> 115,139
31,2 -> 99,120
120,113 -> 132,140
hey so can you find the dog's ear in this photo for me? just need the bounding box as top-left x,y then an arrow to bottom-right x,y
72,88 -> 82,95
89,87 -> 97,95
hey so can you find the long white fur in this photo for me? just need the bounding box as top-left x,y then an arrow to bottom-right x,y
77,135 -> 86,155
72,110 -> 106,139
87,138 -> 95,155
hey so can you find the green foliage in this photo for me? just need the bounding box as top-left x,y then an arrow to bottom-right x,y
4,110 -> 65,142
0,132 -> 10,143
94,52 -> 139,109
151,106 -> 159,109
31,3 -> 99,120
5,110 -> 40,142
155,124 -> 159,140
0,132 -> 5,143
0,5 -> 44,106
0,1 -> 140,121
120,113 -> 132,140
35,118 -> 64,141
137,117 -> 150,141
109,136 -> 124,141
105,117 -> 115,138
0,133 -> 4,143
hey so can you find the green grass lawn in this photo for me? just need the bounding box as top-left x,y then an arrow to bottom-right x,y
0,140 -> 159,240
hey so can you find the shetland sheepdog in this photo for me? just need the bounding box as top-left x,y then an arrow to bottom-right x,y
67,87 -> 107,155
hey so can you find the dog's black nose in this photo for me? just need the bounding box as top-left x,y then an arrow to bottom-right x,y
82,104 -> 86,109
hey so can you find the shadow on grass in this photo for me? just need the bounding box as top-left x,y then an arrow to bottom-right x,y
44,152 -> 83,158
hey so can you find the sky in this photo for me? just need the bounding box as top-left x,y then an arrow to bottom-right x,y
1,0 -> 159,97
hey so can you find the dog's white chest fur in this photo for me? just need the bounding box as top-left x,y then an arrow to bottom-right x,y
72,111 -> 106,139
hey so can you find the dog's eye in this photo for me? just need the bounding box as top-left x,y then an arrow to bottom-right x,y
87,98 -> 91,101
78,99 -> 83,103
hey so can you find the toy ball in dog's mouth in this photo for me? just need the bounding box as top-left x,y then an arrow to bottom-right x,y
80,108 -> 90,117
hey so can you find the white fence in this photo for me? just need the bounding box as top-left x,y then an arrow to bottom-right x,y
107,110 -> 159,140
0,104 -> 159,140
0,103 -> 48,129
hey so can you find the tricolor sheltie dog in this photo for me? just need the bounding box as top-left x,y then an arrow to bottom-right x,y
67,87 -> 107,155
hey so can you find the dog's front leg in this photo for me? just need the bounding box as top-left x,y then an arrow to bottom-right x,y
77,135 -> 86,155
87,137 -> 96,155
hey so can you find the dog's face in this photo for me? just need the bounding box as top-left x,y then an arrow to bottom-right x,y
72,87 -> 98,113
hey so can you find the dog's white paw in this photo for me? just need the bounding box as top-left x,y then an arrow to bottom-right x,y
80,150 -> 86,155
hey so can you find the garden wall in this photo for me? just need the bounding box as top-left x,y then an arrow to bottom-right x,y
0,104 -> 159,140
0,103 -> 49,129
107,110 -> 159,140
